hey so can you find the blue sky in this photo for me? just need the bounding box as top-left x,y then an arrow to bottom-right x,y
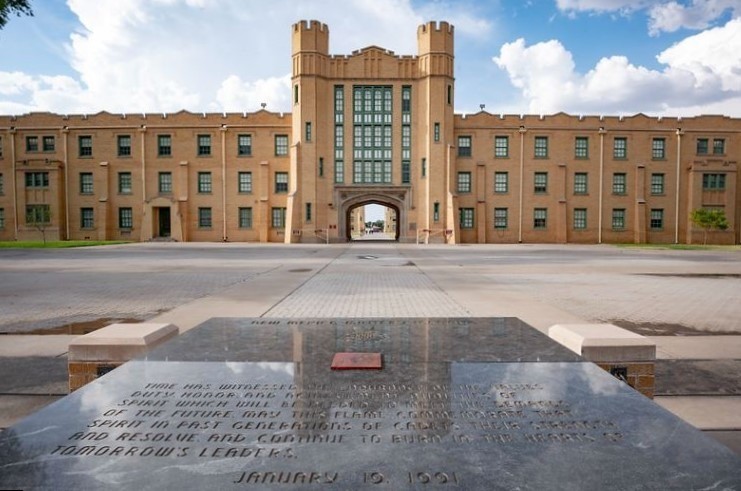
1,0 -> 740,117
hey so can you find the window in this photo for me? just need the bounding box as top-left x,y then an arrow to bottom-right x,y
0,136 -> 3,158
271,207 -> 286,228
197,172 -> 212,193
352,85 -> 392,184
713,139 -> 725,155
494,208 -> 508,229
198,207 -> 212,228
197,135 -> 211,156
494,172 -> 508,193
613,173 -> 627,194
158,135 -> 172,156
117,135 -> 132,157
79,172 -> 93,194
703,173 -> 726,190
305,122 -> 312,142
26,204 -> 50,225
26,136 -> 39,152
652,138 -> 665,159
294,85 -> 299,104
319,157 -> 324,177
574,172 -> 588,194
275,135 -> 289,156
459,208 -> 474,229
0,173 -> 3,195
402,161 -> 410,184
401,86 -> 411,112
458,136 -> 472,157
612,209 -> 626,230
533,208 -> 547,229
238,171 -> 252,193
118,207 -> 133,229
334,86 -> 344,183
274,172 -> 288,193
573,208 -> 587,229
650,209 -> 663,230
25,171 -> 49,188
43,136 -> 55,152
335,160 -> 344,184
447,84 -> 452,105
613,137 -> 627,159
238,134 -> 252,156
421,158 -> 426,178
651,173 -> 665,195
575,137 -> 588,159
457,172 -> 471,193
158,172 -> 172,194
534,172 -> 548,193
79,136 -> 92,157
81,208 -> 94,229
118,172 -> 132,194
433,202 -> 440,222
495,136 -> 508,158
0,208 -> 4,228
697,138 -> 708,155
434,123 -> 440,142
239,207 -> 252,228
534,136 -> 548,158
305,202 -> 312,222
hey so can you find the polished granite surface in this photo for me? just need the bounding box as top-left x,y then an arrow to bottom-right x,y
1,318 -> 739,490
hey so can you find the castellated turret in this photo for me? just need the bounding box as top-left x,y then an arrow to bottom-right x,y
292,20 -> 329,55
417,21 -> 454,77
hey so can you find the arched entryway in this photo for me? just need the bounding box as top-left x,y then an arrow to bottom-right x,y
335,186 -> 410,243
346,200 -> 400,241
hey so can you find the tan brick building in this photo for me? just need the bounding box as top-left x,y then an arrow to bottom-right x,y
0,20 -> 738,244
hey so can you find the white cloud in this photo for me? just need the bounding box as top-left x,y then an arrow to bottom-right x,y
556,0 -> 740,34
492,17 -> 741,115
0,0 -> 491,115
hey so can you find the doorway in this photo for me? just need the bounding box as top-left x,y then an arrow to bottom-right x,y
157,207 -> 171,238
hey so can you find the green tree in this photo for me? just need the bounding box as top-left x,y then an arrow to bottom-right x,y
690,208 -> 729,245
0,0 -> 33,29
26,204 -> 51,245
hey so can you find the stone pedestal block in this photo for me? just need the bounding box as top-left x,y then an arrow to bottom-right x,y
549,323 -> 656,398
68,323 -> 178,391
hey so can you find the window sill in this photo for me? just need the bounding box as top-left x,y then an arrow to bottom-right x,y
237,154 -> 253,158
613,157 -> 628,161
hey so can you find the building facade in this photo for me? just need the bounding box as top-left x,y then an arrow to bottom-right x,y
0,20 -> 738,244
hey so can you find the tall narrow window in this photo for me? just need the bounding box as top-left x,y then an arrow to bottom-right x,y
447,85 -> 452,105
574,172 -> 588,194
421,158 -> 426,178
118,172 -> 132,194
79,172 -> 93,194
534,208 -> 548,229
352,85 -> 392,184
79,136 -> 92,157
271,207 -> 286,228
0,174 -> 3,195
274,172 -> 288,193
294,85 -> 299,104
534,136 -> 548,158
613,173 -> 627,194
275,135 -> 289,156
534,172 -> 548,193
26,136 -> 39,152
305,202 -> 312,222
118,207 -> 133,229
494,208 -> 508,229
612,209 -> 626,230
401,85 -> 412,186
495,172 -> 508,193
81,208 -> 94,229
197,135 -> 211,156
573,208 -> 587,229
0,208 -> 4,229
197,172 -> 212,193
613,137 -> 627,159
198,207 -> 212,228
117,135 -> 132,157
495,136 -> 508,158
433,202 -> 440,222
575,137 -> 588,158
239,207 -> 253,228
238,134 -> 252,156
696,138 -> 709,155
457,172 -> 471,193
158,135 -> 172,156
651,173 -> 665,195
42,136 -> 55,152
652,138 -> 665,159
238,171 -> 252,193
458,136 -> 472,157
402,161 -> 410,184
650,209 -> 664,230
305,122 -> 312,142
158,172 -> 172,194
434,123 -> 440,142
713,139 -> 725,155
334,85 -> 345,183
459,208 -> 474,229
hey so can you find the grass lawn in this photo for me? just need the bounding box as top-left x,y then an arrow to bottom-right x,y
0,241 -> 131,249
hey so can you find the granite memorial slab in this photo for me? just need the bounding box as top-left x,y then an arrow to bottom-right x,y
1,318 -> 739,490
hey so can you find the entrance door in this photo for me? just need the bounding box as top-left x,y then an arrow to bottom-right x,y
158,207 -> 171,238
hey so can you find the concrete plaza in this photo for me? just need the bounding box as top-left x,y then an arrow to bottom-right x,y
1,242 -> 739,451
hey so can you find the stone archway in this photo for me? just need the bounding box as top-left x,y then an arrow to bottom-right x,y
335,186 -> 410,242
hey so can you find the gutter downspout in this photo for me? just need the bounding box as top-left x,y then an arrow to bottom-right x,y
675,128 -> 683,244
63,128 -> 70,240
10,128 -> 18,239
598,127 -> 606,244
221,125 -> 228,241
518,125 -> 526,243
